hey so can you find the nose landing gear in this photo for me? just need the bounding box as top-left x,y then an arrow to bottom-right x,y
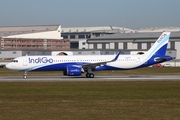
23,71 -> 27,78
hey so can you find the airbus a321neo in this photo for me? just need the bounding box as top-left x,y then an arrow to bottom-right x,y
6,32 -> 173,78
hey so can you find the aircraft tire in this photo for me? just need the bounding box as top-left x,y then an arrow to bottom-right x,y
86,73 -> 94,78
86,73 -> 90,78
89,73 -> 94,78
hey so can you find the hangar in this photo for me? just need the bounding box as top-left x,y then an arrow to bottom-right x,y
0,25 -> 179,59
0,25 -> 70,50
87,32 -> 178,58
61,26 -> 179,59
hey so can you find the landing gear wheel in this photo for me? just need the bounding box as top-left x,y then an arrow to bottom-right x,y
86,73 -> 90,78
86,73 -> 94,78
23,71 -> 27,79
23,75 -> 27,79
89,73 -> 94,78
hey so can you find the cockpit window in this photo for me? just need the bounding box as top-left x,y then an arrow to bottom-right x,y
11,60 -> 18,63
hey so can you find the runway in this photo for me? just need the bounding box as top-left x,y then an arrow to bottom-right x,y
0,75 -> 180,82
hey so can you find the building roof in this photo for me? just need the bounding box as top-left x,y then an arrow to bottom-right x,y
87,32 -> 180,43
137,27 -> 180,32
1,25 -> 180,39
61,26 -> 134,33
0,25 -> 59,37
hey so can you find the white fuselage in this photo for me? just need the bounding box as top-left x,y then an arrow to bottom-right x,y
6,54 -> 147,71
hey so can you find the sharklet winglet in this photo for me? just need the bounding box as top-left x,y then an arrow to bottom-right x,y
112,51 -> 121,62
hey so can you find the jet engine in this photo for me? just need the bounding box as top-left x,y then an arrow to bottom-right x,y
63,67 -> 82,76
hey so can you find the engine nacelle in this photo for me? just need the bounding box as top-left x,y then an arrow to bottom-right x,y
63,67 -> 82,76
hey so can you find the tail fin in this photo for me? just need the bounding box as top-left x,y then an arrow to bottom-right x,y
146,32 -> 170,56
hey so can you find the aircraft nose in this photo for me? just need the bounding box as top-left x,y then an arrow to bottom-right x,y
5,63 -> 13,70
5,63 -> 10,69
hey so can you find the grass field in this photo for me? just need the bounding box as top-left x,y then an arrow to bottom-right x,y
0,81 -> 180,120
0,67 -> 180,120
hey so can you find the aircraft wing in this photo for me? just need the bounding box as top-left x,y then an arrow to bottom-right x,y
82,52 -> 120,70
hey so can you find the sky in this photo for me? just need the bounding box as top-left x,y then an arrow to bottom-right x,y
0,0 -> 179,29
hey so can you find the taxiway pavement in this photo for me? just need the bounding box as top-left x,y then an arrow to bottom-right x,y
0,75 -> 180,82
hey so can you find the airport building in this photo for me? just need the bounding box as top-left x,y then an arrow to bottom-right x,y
61,26 -> 133,49
0,25 -> 180,59
61,26 -> 179,58
0,25 -> 70,50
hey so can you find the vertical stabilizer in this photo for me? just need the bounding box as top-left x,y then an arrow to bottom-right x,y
146,32 -> 170,56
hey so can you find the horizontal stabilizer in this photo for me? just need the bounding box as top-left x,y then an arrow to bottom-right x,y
154,56 -> 173,63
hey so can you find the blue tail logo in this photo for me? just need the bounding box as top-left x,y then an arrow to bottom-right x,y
146,32 -> 170,57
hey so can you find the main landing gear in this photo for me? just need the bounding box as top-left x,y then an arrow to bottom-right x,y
86,73 -> 94,78
85,68 -> 94,78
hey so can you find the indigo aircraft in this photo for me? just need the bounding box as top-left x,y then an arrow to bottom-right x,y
6,32 -> 172,78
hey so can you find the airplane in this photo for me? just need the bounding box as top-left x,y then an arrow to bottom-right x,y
6,32 -> 173,78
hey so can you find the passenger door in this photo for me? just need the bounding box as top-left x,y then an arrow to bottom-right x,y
23,57 -> 28,66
